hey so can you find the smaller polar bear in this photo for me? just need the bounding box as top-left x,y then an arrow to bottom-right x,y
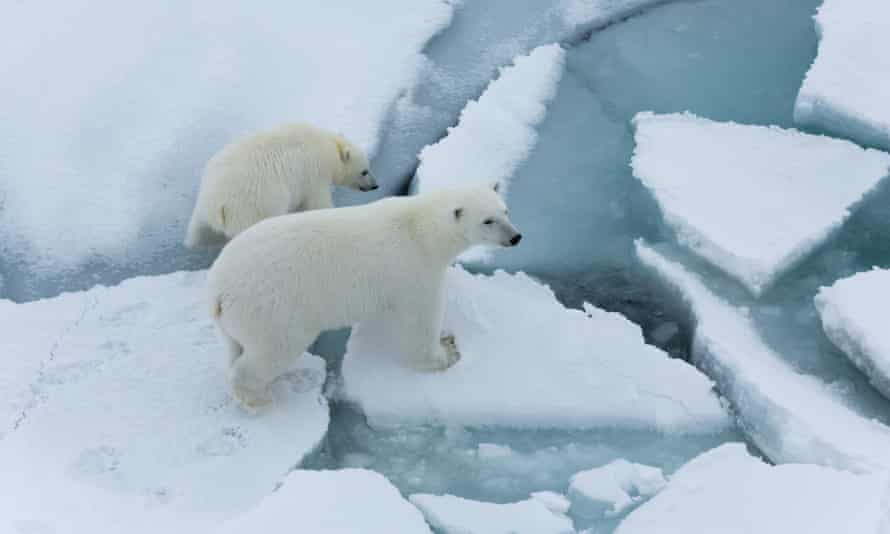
208,183 -> 521,409
185,123 -> 378,247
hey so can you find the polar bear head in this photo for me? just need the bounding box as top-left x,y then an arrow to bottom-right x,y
334,136 -> 378,192
450,183 -> 522,249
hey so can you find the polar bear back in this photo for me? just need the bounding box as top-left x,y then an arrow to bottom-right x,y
208,195 -> 439,331
199,124 -> 339,216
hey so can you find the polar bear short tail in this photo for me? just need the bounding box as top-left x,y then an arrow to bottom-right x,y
184,210 -> 227,248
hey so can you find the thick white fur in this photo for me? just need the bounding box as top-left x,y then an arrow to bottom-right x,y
207,184 -> 520,409
185,122 -> 376,247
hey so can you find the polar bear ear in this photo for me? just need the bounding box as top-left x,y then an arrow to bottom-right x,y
453,208 -> 464,220
336,139 -> 351,163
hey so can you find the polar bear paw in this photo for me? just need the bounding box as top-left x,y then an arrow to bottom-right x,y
230,382 -> 272,413
408,334 -> 461,372
440,334 -> 461,365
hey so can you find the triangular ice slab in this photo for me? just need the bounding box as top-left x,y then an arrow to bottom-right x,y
632,111 -> 890,295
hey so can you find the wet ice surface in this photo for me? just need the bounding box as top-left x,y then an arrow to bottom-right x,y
615,443 -> 890,534
0,272 -> 329,533
307,402 -> 734,530
795,0 -> 890,151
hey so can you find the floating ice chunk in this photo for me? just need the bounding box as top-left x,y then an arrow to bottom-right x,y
219,469 -> 432,534
410,493 -> 574,534
0,0 -> 453,270
636,241 -> 890,472
795,0 -> 890,151
816,268 -> 890,400
615,443 -> 890,534
531,491 -> 573,515
414,44 -> 565,262
631,112 -> 890,295
477,442 -> 516,460
341,266 -> 729,432
416,44 -> 565,196
0,271 -> 329,533
568,460 -> 666,518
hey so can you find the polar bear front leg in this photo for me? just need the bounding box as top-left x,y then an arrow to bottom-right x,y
396,285 -> 460,372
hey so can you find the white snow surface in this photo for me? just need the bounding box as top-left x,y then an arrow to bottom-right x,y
219,469 -> 432,534
410,493 -> 574,534
795,0 -> 890,151
0,0 -> 452,268
0,271 -> 329,533
637,241 -> 890,472
632,111 -> 890,295
568,460 -> 666,518
615,443 -> 890,534
817,268 -> 890,400
341,266 -> 729,432
414,44 -> 565,262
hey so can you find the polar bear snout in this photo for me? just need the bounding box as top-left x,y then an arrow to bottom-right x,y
508,233 -> 522,246
355,170 -> 379,192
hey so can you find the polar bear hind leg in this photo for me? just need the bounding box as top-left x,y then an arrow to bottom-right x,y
228,327 -> 316,411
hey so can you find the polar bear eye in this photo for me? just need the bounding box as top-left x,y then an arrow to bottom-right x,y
361,170 -> 369,176
483,218 -> 494,225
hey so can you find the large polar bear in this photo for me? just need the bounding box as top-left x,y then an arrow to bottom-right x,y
185,123 -> 378,247
208,184 -> 521,409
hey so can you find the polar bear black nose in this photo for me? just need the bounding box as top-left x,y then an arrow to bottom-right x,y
509,234 -> 522,246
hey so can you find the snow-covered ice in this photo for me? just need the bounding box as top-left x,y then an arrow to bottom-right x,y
816,268 -> 890,400
414,44 -> 565,262
615,443 -> 890,534
218,469 -> 432,534
568,460 -> 666,518
0,0 -> 452,272
415,44 -> 565,197
631,112 -> 890,295
341,266 -> 729,432
637,241 -> 890,472
795,0 -> 890,151
0,271 -> 329,533
410,493 -> 574,534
